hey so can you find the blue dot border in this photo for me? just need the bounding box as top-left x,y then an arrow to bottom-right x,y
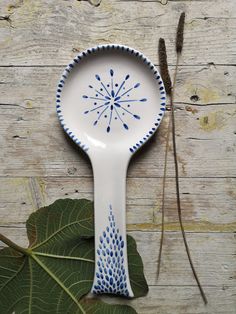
56,44 -> 166,154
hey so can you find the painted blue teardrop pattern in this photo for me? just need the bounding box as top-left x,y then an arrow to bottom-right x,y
92,205 -> 130,297
83,69 -> 146,133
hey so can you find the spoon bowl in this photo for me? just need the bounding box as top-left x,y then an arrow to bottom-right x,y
56,44 -> 166,297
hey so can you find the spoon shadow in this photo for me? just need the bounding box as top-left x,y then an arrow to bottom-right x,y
62,131 -> 91,164
62,127 -> 161,176
130,128 -> 160,163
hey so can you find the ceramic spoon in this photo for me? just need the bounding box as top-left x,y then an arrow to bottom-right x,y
56,44 -> 166,297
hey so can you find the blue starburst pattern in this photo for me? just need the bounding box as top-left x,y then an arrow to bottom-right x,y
82,69 -> 147,133
92,205 -> 130,297
56,44 -> 166,154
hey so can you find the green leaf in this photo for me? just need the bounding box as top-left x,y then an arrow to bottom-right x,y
0,199 -> 148,314
127,236 -> 149,297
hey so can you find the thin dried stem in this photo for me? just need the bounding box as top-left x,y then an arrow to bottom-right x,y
169,90 -> 208,304
156,114 -> 171,279
157,12 -> 208,304
172,54 -> 180,92
170,12 -> 208,305
157,38 -> 172,278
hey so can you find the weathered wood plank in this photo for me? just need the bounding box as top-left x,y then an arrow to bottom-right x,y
1,228 -> 235,314
0,177 -> 235,232
132,231 -> 236,287
0,65 -> 235,105
0,228 -> 235,287
0,1 -> 235,313
0,0 -> 236,66
110,285 -> 236,314
0,66 -> 235,178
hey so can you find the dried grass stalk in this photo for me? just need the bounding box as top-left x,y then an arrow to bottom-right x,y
158,38 -> 172,95
157,12 -> 208,304
176,12 -> 185,54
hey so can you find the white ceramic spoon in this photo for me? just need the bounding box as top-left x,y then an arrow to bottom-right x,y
56,44 -> 166,297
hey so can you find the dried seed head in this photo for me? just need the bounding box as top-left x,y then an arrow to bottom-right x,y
176,12 -> 185,54
158,38 -> 172,95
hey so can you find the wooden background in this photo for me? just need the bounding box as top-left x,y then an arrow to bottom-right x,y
0,0 -> 236,313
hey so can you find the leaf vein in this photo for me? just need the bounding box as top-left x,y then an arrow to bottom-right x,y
31,218 -> 92,250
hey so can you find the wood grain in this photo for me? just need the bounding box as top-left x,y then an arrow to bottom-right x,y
0,177 -> 235,232
109,286 -> 236,314
1,228 -> 235,287
0,66 -> 235,178
0,227 -> 235,313
0,0 -> 235,66
0,0 -> 235,313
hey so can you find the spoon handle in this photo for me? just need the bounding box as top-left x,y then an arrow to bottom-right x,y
91,153 -> 134,297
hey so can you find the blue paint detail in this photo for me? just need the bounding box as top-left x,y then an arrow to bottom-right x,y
83,69 -> 145,133
92,205 -> 130,297
56,44 -> 166,155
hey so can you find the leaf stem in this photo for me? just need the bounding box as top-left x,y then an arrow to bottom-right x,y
0,233 -> 29,256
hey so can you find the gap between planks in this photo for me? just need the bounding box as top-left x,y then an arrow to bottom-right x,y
0,225 -> 234,234
0,176 -> 235,179
0,64 -> 235,68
